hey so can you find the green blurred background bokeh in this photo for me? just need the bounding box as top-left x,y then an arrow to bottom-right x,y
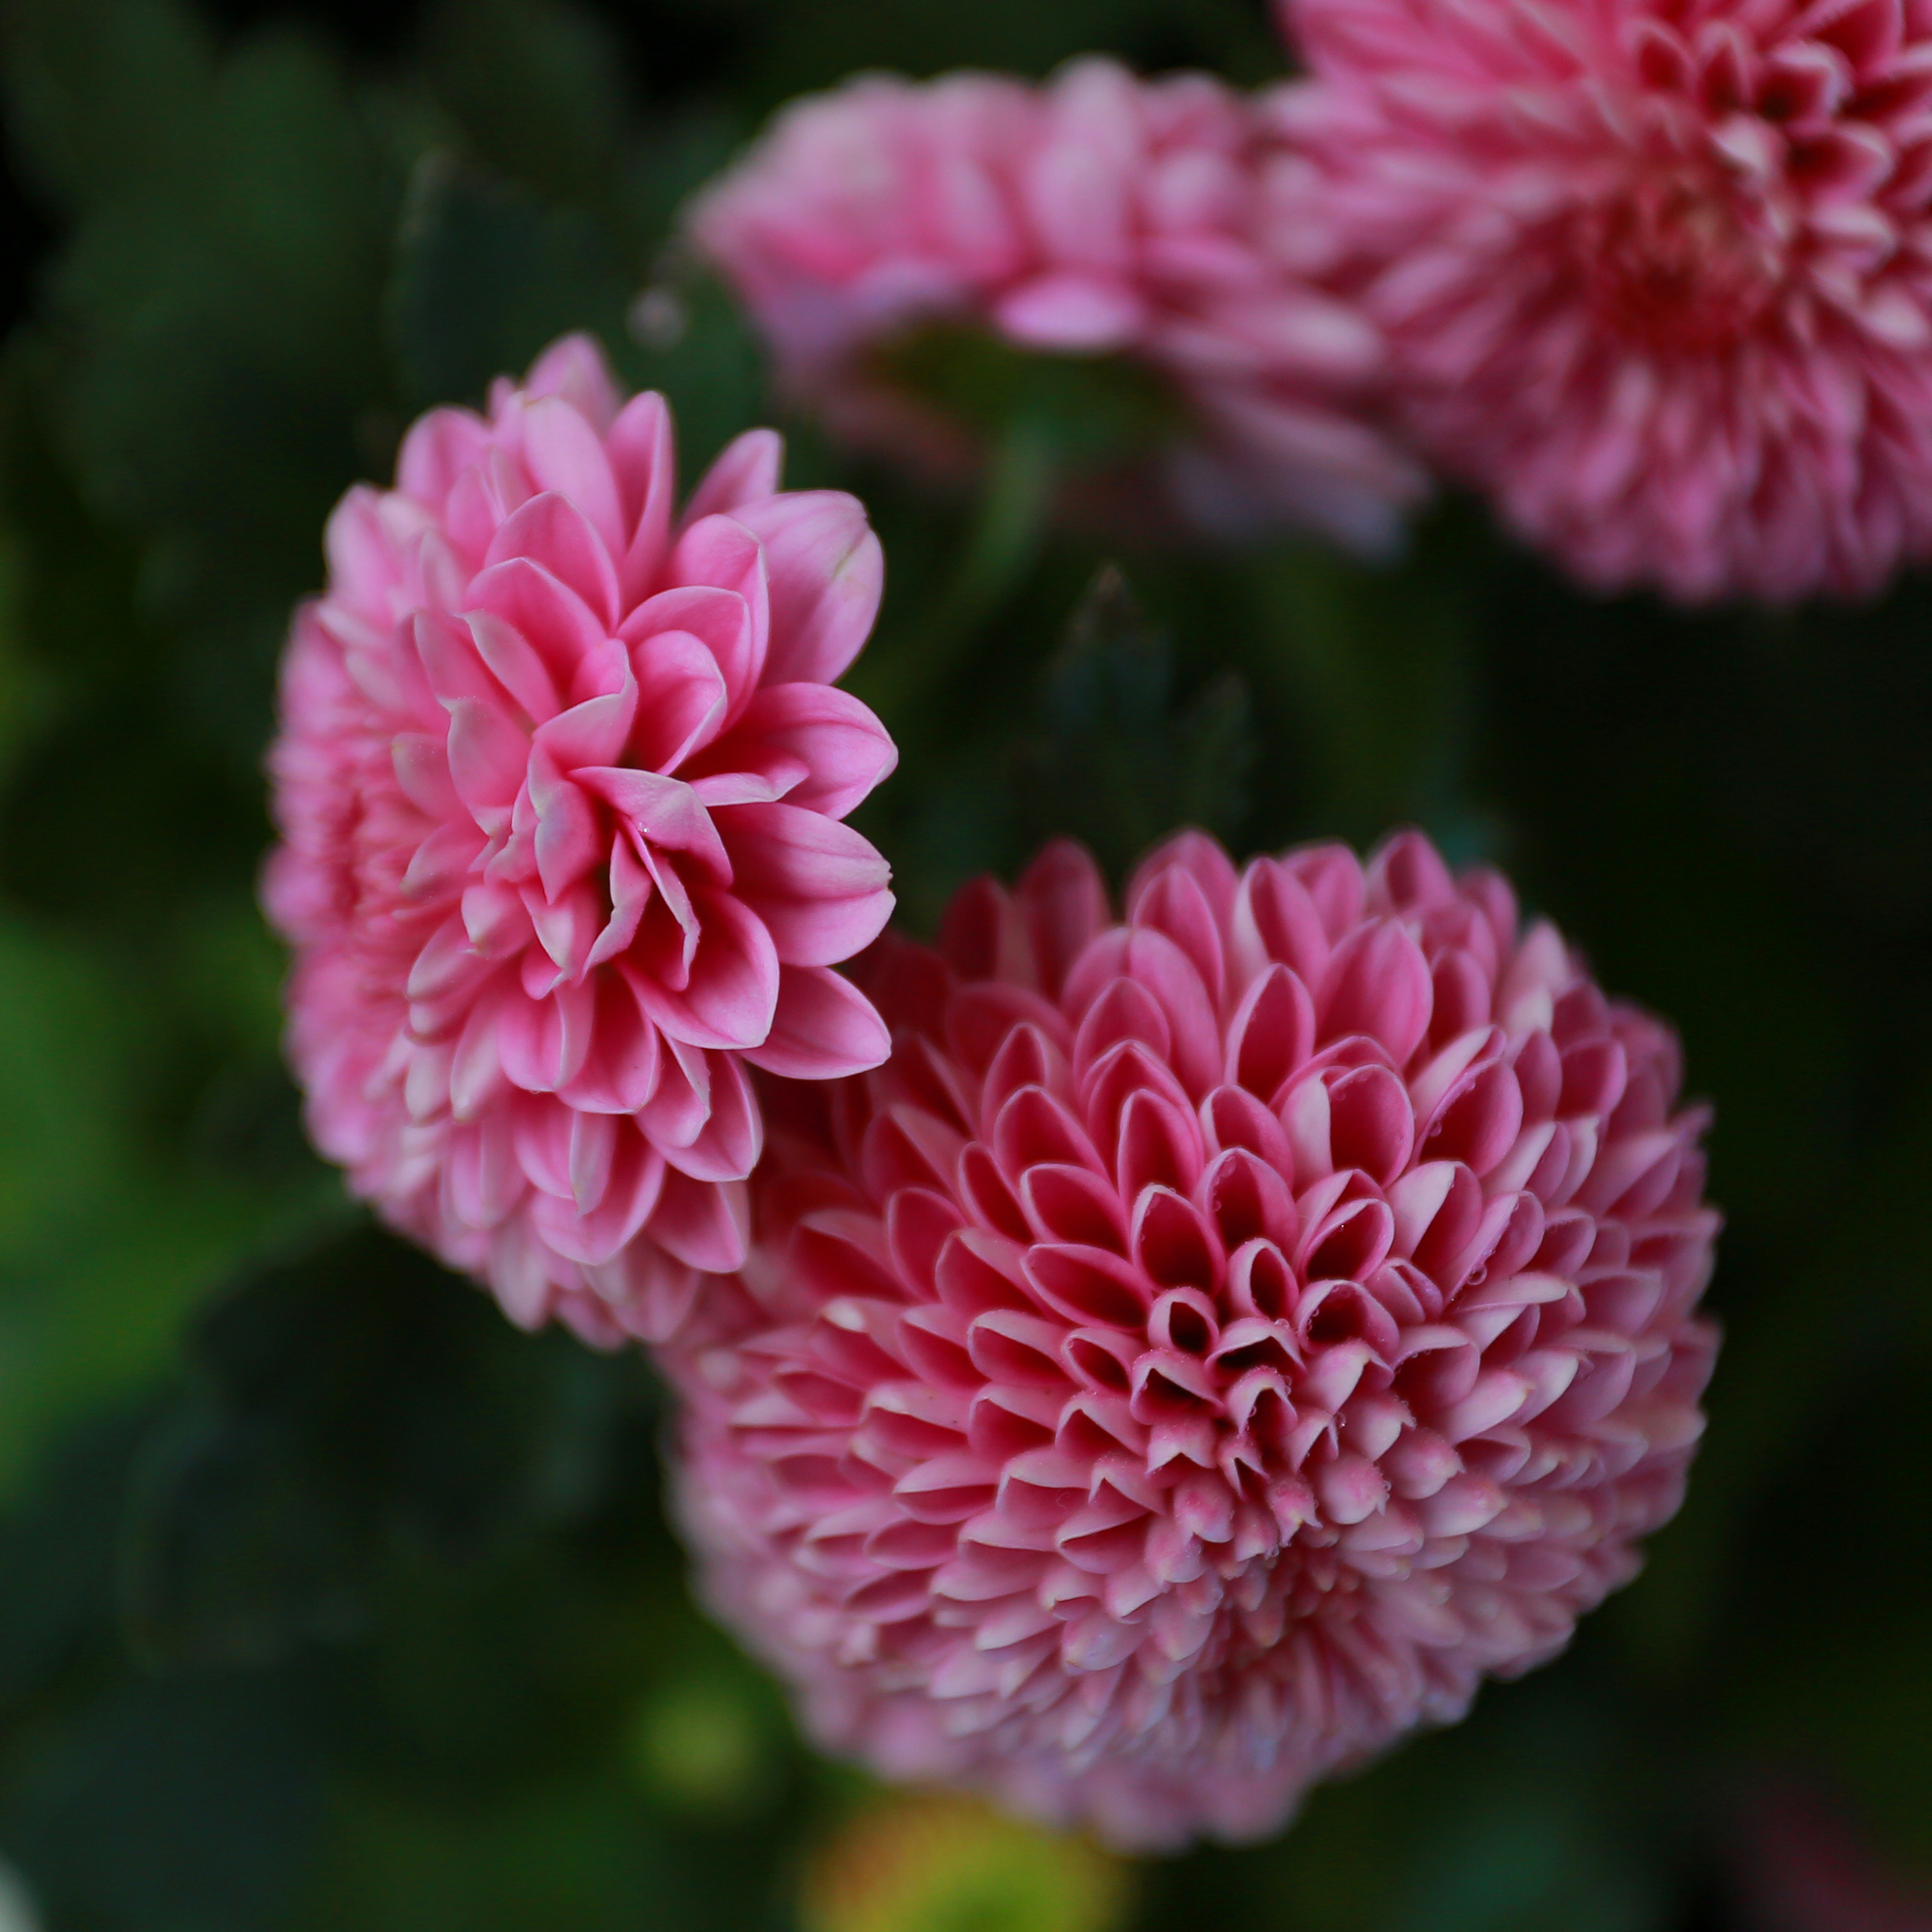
0,0 -> 1927,1926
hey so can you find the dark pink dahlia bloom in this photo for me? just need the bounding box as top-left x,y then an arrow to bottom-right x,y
1276,0 -> 1932,601
666,831 -> 1718,1849
687,59 -> 1421,551
264,336 -> 897,1347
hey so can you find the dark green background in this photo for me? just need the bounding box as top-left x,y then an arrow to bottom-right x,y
0,0 -> 1926,1924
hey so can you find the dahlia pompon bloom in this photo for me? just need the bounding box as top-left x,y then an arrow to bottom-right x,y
1275,0 -> 1932,601
667,831 -> 1718,1849
687,59 -> 1421,550
264,336 -> 897,1347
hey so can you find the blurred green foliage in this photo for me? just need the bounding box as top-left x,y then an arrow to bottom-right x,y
0,0 -> 1926,1927
796,1794 -> 1132,1932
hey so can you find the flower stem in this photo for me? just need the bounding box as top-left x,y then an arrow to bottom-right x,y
866,419 -> 1059,727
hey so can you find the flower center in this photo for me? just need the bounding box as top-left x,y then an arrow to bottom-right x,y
1576,169 -> 1779,352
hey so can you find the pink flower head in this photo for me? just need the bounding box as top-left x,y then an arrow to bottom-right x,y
264,336 -> 898,1347
666,831 -> 1718,1850
687,59 -> 1422,551
1276,0 -> 1932,601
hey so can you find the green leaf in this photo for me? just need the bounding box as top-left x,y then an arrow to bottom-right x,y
1244,536 -> 1479,850
0,911 -> 329,1506
795,1794 -> 1134,1932
386,151 -> 632,413
0,1407 -> 151,1721
120,1225 -> 649,1672
1016,564 -> 1255,878
1,0 -> 217,213
0,528 -> 60,787
878,321 -> 1184,467
417,0 -> 632,214
304,1779 -> 687,1932
5,1671 -> 322,1932
623,270 -> 767,486
3,2 -> 399,766
629,1672 -> 786,1821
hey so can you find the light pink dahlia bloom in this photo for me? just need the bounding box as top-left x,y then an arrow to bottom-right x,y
1276,0 -> 1932,601
687,59 -> 1421,551
264,336 -> 898,1347
665,831 -> 1718,1850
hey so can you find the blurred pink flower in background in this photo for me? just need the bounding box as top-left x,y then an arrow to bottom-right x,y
265,336 -> 897,1347
1732,1781 -> 1932,1932
667,830 -> 1719,1849
1274,0 -> 1932,602
688,58 -> 1423,551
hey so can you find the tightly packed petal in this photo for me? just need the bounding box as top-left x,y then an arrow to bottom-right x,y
665,831 -> 1718,1850
1276,0 -> 1932,601
688,59 -> 1423,552
265,336 -> 897,1347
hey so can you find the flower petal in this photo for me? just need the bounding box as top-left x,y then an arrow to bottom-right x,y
522,332 -> 622,429
728,491 -> 883,687
468,556 -> 610,693
647,1168 -> 750,1273
683,426 -> 784,525
534,1126 -> 666,1265
714,800 -> 894,966
444,696 -> 529,837
488,490 -> 620,631
397,406 -> 492,509
629,629 -> 732,774
558,959 -> 664,1113
692,682 -> 898,819
623,580 -> 764,726
632,886 -> 781,1050
516,392 -> 627,562
660,1049 -> 763,1181
576,766 -> 731,882
743,964 -> 893,1078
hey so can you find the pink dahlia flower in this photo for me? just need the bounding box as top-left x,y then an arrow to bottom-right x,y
687,59 -> 1421,550
1276,0 -> 1932,601
264,336 -> 898,1347
666,831 -> 1718,1849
